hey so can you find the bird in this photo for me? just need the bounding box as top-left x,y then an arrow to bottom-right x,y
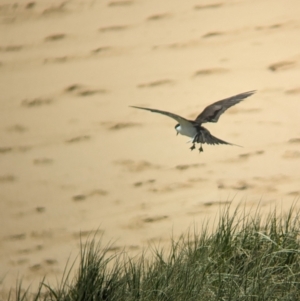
130,90 -> 255,153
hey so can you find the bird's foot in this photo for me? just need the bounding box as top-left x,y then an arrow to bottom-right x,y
199,145 -> 203,153
190,144 -> 196,151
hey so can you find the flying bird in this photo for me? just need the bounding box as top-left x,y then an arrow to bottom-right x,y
130,90 -> 255,152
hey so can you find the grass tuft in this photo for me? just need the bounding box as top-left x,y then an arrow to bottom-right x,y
6,204 -> 300,300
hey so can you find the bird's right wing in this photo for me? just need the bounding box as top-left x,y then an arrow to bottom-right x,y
130,106 -> 193,127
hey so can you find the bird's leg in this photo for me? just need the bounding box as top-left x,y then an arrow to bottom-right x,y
197,132 -> 204,153
190,134 -> 199,151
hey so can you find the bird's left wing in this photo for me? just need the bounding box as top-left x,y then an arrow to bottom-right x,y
194,90 -> 256,124
130,106 -> 192,127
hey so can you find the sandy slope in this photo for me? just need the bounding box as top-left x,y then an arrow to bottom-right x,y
1,0 -> 300,295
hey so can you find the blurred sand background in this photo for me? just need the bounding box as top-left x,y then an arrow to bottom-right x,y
1,0 -> 300,296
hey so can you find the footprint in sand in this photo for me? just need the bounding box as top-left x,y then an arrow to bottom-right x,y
42,2 -> 68,15
0,45 -> 23,52
33,158 -> 53,165
142,215 -> 168,223
77,89 -> 107,96
203,201 -> 231,207
44,56 -> 75,64
6,233 -> 26,241
221,150 -> 264,163
44,259 -> 58,265
100,121 -> 141,131
0,174 -> 17,183
6,124 -> 28,133
193,68 -> 228,77
29,264 -> 42,271
0,147 -> 12,154
21,97 -> 54,107
146,13 -> 171,21
25,2 -> 36,9
125,215 -> 168,230
64,84 -> 82,93
150,182 -> 192,193
194,3 -> 224,10
0,146 -> 31,154
29,258 -> 58,272
91,46 -> 112,54
108,1 -> 133,7
137,79 -> 175,88
287,191 -> 300,196
44,33 -> 66,42
72,194 -> 87,202
239,150 -> 264,159
0,2 -> 40,22
175,163 -> 205,170
66,135 -> 90,144
255,23 -> 285,31
268,61 -> 296,72
73,229 -> 104,238
99,25 -> 129,32
239,175 -> 290,194
64,84 -> 108,96
202,31 -> 224,38
109,122 -> 141,130
231,181 -> 252,190
188,177 -> 207,183
72,189 -> 108,202
152,40 -> 200,50
35,207 -> 46,213
217,180 -> 252,190
115,159 -> 161,172
106,246 -> 123,252
133,179 -> 155,187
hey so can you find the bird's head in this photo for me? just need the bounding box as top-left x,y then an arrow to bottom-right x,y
175,123 -> 180,136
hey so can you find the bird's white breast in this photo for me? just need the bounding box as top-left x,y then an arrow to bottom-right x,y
176,124 -> 198,138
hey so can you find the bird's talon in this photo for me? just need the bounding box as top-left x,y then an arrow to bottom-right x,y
190,144 -> 196,151
199,146 -> 203,152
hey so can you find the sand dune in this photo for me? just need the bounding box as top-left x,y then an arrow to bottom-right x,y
1,0 -> 300,296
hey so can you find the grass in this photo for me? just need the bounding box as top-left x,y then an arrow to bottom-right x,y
6,204 -> 300,301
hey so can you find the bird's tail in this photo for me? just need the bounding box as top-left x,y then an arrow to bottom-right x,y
193,127 -> 242,147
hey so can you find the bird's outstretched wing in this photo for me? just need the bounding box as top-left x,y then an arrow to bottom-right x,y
194,90 -> 256,124
194,127 -> 240,147
130,106 -> 193,127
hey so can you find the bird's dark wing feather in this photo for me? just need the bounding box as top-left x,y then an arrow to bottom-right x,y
194,127 -> 240,147
130,106 -> 193,127
195,90 -> 256,124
